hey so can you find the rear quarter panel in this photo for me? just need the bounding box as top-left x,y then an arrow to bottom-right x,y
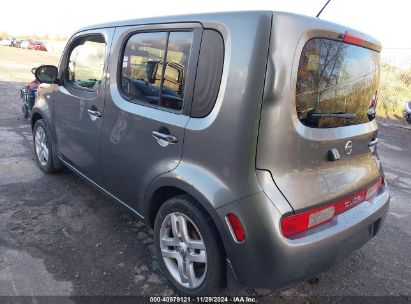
174,12 -> 272,210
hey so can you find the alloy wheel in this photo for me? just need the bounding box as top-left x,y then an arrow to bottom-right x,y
159,212 -> 207,289
34,126 -> 49,166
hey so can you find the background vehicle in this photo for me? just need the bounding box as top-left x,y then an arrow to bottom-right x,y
404,101 -> 411,123
20,68 -> 39,119
0,38 -> 12,46
31,11 -> 389,295
20,40 -> 30,49
11,38 -> 22,47
28,40 -> 47,51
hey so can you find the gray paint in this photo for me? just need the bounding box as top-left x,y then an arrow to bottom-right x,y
31,11 -> 389,290
214,186 -> 389,287
257,13 -> 382,212
52,29 -> 115,182
99,23 -> 201,211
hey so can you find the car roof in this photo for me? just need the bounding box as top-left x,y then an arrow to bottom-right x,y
77,10 -> 272,32
75,10 -> 380,49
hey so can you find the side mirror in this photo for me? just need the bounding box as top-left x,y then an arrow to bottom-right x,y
35,65 -> 59,84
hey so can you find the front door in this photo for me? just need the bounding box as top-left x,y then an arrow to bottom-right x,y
99,24 -> 202,213
53,29 -> 114,182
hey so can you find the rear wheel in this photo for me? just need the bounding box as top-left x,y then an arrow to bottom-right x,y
154,195 -> 225,295
33,119 -> 60,173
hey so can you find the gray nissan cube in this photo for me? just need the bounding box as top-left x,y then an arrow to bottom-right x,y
31,11 -> 390,295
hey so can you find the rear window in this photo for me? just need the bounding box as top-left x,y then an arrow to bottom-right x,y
296,38 -> 380,128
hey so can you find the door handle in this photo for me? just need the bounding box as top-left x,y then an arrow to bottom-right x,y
368,138 -> 379,147
152,130 -> 178,144
87,109 -> 102,118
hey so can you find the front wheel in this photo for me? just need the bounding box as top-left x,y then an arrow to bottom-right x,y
33,119 -> 59,173
154,195 -> 226,295
22,105 -> 29,119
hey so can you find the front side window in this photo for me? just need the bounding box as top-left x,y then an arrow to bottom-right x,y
296,38 -> 380,128
121,31 -> 193,111
67,35 -> 106,90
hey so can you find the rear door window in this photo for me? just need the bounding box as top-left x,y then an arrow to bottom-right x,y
296,38 -> 380,128
161,31 -> 193,109
120,31 -> 193,111
121,32 -> 167,106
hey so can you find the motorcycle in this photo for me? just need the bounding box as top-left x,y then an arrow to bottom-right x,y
20,67 -> 39,119
404,101 -> 411,124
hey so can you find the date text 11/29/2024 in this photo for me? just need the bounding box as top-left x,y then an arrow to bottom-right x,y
149,296 -> 257,303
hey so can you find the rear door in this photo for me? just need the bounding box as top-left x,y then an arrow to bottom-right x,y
257,34 -> 382,212
99,23 -> 202,213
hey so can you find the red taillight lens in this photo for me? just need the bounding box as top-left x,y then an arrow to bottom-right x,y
342,31 -> 365,46
366,177 -> 384,201
281,177 -> 385,238
281,205 -> 335,238
226,213 -> 245,242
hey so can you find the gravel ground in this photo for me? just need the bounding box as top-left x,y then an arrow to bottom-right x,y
0,46 -> 410,301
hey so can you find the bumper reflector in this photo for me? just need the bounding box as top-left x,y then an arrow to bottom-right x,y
226,213 -> 245,242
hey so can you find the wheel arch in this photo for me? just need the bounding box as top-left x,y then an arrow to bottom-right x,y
143,168 -> 234,263
31,108 -> 62,170
145,179 -> 218,228
30,90 -> 54,133
144,161 -> 238,220
31,109 -> 56,149
146,185 -> 186,228
31,111 -> 43,131
31,91 -> 57,145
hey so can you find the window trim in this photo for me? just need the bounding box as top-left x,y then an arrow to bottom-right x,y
62,33 -> 107,93
117,25 -> 202,115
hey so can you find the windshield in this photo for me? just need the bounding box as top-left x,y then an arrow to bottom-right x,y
296,38 -> 380,128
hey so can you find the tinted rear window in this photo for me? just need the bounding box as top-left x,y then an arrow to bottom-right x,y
296,38 -> 380,128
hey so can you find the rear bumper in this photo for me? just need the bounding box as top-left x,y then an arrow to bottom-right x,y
214,186 -> 390,288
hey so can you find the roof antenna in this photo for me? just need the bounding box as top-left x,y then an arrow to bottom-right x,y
316,0 -> 332,18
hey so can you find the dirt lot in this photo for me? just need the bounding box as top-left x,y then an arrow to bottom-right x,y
0,46 -> 410,301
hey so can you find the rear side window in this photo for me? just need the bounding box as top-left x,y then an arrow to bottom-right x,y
296,38 -> 380,128
121,31 -> 193,111
191,30 -> 224,118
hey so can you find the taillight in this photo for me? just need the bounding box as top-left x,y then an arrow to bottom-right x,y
342,31 -> 365,46
281,205 -> 335,238
226,213 -> 245,242
366,178 -> 384,201
281,177 -> 384,238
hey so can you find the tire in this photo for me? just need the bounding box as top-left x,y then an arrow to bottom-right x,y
22,105 -> 28,119
154,194 -> 226,295
33,119 -> 60,173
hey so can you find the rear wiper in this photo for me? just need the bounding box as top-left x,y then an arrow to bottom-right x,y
309,112 -> 357,119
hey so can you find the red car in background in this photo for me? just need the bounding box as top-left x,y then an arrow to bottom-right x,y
27,40 -> 47,51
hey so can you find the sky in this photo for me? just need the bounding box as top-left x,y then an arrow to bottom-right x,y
0,0 -> 410,49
